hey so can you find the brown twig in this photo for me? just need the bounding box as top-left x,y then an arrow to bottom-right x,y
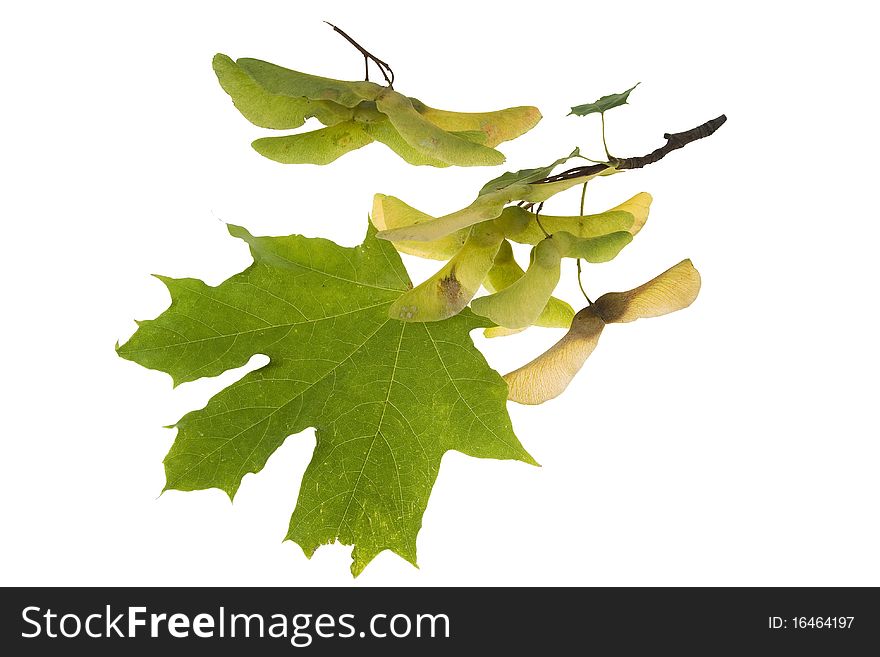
536,114 -> 727,184
324,22 -> 395,87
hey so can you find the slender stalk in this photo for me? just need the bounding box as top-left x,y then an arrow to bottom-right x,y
576,259 -> 593,305
534,202 -> 549,238
576,181 -> 592,304
324,22 -> 395,87
600,112 -> 611,160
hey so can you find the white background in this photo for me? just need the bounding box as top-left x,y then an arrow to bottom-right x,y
1,1 -> 877,586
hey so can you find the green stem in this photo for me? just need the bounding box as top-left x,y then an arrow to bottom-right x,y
576,181 -> 592,304
600,112 -> 611,160
534,202 -> 549,238
576,259 -> 593,305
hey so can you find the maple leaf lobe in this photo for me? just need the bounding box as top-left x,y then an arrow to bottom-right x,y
117,223 -> 534,575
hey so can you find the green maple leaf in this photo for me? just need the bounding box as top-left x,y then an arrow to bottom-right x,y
569,83 -> 640,117
116,223 -> 535,575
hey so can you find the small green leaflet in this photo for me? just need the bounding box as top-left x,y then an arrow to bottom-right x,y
116,224 -> 535,576
478,148 -> 581,196
569,83 -> 640,117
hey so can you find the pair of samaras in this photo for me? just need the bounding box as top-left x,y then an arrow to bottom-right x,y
504,260 -> 701,404
372,189 -> 652,331
213,54 -> 540,167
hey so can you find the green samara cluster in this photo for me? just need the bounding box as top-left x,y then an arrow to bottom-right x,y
370,151 -> 700,404
213,54 -> 540,166
119,36 -> 721,576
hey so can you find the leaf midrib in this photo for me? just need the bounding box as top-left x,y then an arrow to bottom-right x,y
123,299 -> 392,355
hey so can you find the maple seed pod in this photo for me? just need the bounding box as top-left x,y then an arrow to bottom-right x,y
592,258 -> 701,323
214,53 -> 540,168
375,89 -> 507,167
376,191 -> 518,244
504,259 -> 701,404
408,98 -> 542,148
497,194 -> 648,245
552,230 -> 634,263
212,54 -> 355,129
252,121 -> 374,164
481,240 -> 575,338
471,237 -> 563,330
389,222 -> 504,322
370,194 -> 467,260
611,192 -> 652,236
375,167 -> 616,245
504,307 -> 607,405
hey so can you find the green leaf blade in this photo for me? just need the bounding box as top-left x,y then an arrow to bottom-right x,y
478,149 -> 581,196
286,313 -> 531,576
569,83 -> 640,117
117,224 -> 533,575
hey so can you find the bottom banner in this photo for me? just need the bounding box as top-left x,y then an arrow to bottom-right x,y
1,587 -> 877,654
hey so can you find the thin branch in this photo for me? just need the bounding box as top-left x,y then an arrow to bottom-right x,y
536,114 -> 727,184
324,22 -> 395,87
